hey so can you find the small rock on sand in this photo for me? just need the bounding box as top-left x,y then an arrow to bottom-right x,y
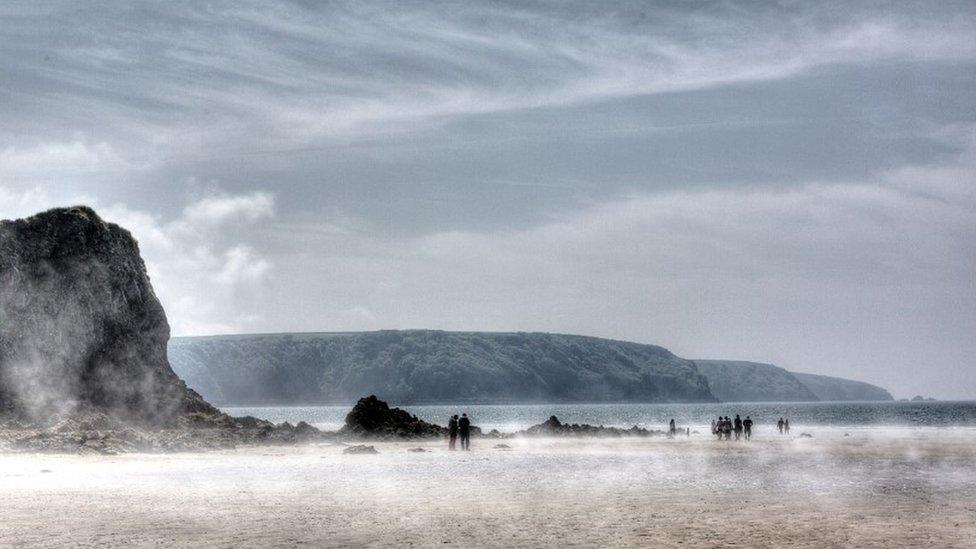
799,433 -> 813,438
408,447 -> 428,453
343,445 -> 378,455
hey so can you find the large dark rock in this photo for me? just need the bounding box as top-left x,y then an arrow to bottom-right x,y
0,207 -> 218,426
340,395 -> 446,438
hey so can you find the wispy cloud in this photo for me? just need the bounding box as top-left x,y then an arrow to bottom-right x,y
3,0 -> 974,160
0,186 -> 93,219
0,140 -> 139,184
182,191 -> 275,225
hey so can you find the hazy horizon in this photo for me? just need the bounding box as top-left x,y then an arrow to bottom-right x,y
2,1 -> 974,399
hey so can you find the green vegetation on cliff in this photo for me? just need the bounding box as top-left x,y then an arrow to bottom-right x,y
168,330 -> 716,405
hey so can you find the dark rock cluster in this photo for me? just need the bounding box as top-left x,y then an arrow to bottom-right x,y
343,444 -> 378,455
340,395 -> 446,438
0,411 -> 324,454
521,415 -> 660,437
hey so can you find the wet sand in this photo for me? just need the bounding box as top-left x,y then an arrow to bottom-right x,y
1,429 -> 974,548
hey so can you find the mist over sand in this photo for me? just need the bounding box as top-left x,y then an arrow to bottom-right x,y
3,429 -> 974,548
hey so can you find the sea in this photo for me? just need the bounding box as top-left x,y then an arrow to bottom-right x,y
222,400 -> 976,433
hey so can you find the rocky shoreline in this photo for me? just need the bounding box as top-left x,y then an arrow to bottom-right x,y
0,395 -> 666,454
0,411 -> 325,454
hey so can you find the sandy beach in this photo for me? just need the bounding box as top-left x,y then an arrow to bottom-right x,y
1,428 -> 974,548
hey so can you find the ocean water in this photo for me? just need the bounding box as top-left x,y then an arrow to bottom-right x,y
222,400 -> 976,433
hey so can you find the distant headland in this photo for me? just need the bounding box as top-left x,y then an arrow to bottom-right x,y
169,331 -> 893,406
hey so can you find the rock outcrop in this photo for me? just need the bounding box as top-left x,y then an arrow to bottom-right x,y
342,444 -> 379,455
0,411 -> 322,454
520,415 -> 659,437
0,207 -> 217,426
339,395 -> 446,438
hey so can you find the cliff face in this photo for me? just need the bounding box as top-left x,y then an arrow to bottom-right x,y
0,207 -> 218,425
169,330 -> 718,405
694,360 -> 820,402
791,372 -> 893,402
694,359 -> 894,403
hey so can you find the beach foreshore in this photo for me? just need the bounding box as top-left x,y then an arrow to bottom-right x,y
1,429 -> 974,548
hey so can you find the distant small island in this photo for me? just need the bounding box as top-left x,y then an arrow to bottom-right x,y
168,331 -> 893,405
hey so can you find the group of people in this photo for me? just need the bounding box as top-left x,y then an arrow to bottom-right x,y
711,414 -> 754,440
447,413 -> 472,450
445,413 -> 791,448
708,415 -> 794,440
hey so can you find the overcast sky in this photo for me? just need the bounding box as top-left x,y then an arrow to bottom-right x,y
2,1 -> 974,398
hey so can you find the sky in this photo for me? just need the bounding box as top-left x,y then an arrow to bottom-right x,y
1,0 -> 974,398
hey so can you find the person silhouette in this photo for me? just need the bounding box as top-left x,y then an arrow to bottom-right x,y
743,416 -> 753,440
777,417 -> 784,434
669,419 -> 676,437
458,413 -> 471,450
448,415 -> 459,450
784,418 -> 790,434
733,415 -> 743,440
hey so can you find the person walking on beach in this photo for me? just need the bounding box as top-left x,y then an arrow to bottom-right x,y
784,419 -> 790,434
723,416 -> 732,440
743,416 -> 753,440
448,415 -> 459,450
777,417 -> 785,434
733,415 -> 743,440
669,419 -> 677,437
458,413 -> 471,450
